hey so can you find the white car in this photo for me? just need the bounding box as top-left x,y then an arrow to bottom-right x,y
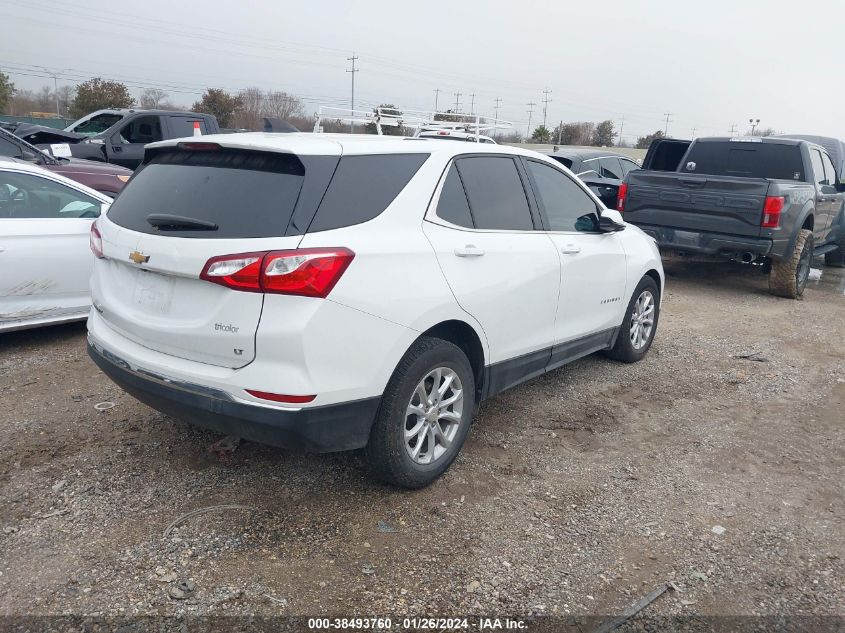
0,159 -> 112,333
87,134 -> 663,488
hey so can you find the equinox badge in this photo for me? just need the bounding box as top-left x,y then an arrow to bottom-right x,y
129,251 -> 150,264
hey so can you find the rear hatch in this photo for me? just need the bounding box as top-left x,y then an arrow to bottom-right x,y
623,139 -> 805,237
94,141 -> 339,368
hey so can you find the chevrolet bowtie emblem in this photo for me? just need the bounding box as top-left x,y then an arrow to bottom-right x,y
129,251 -> 150,264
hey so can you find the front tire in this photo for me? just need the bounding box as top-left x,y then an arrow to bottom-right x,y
606,275 -> 660,363
365,337 -> 475,489
769,229 -> 813,298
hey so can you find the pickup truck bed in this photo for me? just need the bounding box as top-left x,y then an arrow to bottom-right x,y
620,137 -> 845,298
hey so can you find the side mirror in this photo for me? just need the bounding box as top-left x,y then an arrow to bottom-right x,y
836,181 -> 845,193
598,210 -> 625,233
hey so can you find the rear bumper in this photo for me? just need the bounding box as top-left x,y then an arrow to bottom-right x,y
636,225 -> 773,258
87,340 -> 380,453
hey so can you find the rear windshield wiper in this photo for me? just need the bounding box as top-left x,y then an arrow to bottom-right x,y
146,214 -> 218,231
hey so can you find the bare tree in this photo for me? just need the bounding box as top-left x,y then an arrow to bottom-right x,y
139,88 -> 171,109
56,85 -> 76,116
265,91 -> 304,120
34,86 -> 54,112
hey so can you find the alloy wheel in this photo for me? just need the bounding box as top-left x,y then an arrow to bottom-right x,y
404,367 -> 464,465
629,290 -> 655,350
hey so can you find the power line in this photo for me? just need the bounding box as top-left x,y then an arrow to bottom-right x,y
346,54 -> 359,133
541,88 -> 552,129
453,91 -> 462,113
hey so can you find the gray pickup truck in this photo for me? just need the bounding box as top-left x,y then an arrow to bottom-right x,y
618,137 -> 845,298
13,109 -> 221,170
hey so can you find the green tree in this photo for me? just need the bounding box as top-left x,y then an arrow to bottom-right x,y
0,70 -> 16,113
591,120 -> 616,146
636,130 -> 665,149
69,77 -> 134,118
531,125 -> 551,143
192,88 -> 243,128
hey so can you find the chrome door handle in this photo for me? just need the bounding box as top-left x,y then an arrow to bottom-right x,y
560,244 -> 581,254
454,245 -> 485,257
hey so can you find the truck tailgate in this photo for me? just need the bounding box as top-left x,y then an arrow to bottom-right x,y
623,172 -> 770,238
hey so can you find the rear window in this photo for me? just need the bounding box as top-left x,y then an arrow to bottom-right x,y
307,154 -> 428,232
681,141 -> 805,181
107,148 -> 308,238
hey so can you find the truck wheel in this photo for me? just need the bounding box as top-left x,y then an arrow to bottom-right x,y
605,275 -> 660,363
768,229 -> 813,299
365,337 -> 475,489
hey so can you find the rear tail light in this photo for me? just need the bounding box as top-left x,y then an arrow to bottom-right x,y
616,182 -> 628,212
200,248 -> 354,298
245,389 -> 316,404
90,223 -> 104,258
761,196 -> 785,228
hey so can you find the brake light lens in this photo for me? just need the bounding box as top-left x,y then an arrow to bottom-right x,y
177,142 -> 222,151
245,389 -> 316,404
90,223 -> 104,258
762,196 -> 785,228
199,248 -> 355,297
616,182 -> 628,211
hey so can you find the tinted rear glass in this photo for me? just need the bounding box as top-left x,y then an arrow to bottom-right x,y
455,156 -> 533,231
307,153 -> 428,232
107,148 -> 306,238
681,141 -> 805,180
436,165 -> 473,228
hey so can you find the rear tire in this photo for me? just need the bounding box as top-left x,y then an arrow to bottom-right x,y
365,337 -> 475,489
769,229 -> 813,298
605,275 -> 660,363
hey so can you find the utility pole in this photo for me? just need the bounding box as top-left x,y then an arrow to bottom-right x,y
493,97 -> 502,126
469,93 -> 476,114
346,54 -> 359,133
691,127 -> 696,138
541,88 -> 552,129
453,92 -> 462,113
39,67 -> 64,115
618,116 -> 625,145
557,119 -> 563,145
663,112 -> 673,136
526,102 -> 536,138
433,88 -> 440,112
729,123 -> 738,135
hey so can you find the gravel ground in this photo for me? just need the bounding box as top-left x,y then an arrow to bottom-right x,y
0,259 -> 843,631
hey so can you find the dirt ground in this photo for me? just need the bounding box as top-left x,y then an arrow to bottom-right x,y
0,259 -> 843,630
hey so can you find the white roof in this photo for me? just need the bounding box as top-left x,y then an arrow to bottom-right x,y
0,158 -> 113,203
147,132 -> 527,158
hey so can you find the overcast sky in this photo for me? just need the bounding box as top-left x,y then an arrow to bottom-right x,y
3,0 -> 844,142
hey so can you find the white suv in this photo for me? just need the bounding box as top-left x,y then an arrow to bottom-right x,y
87,133 -> 664,488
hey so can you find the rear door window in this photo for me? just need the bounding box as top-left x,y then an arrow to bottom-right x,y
620,158 -> 639,176
820,152 -> 837,186
167,117 -> 210,138
810,149 -> 826,185
455,156 -> 533,231
599,157 -> 623,179
106,147 -> 307,238
435,165 -> 473,228
307,154 -> 428,232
